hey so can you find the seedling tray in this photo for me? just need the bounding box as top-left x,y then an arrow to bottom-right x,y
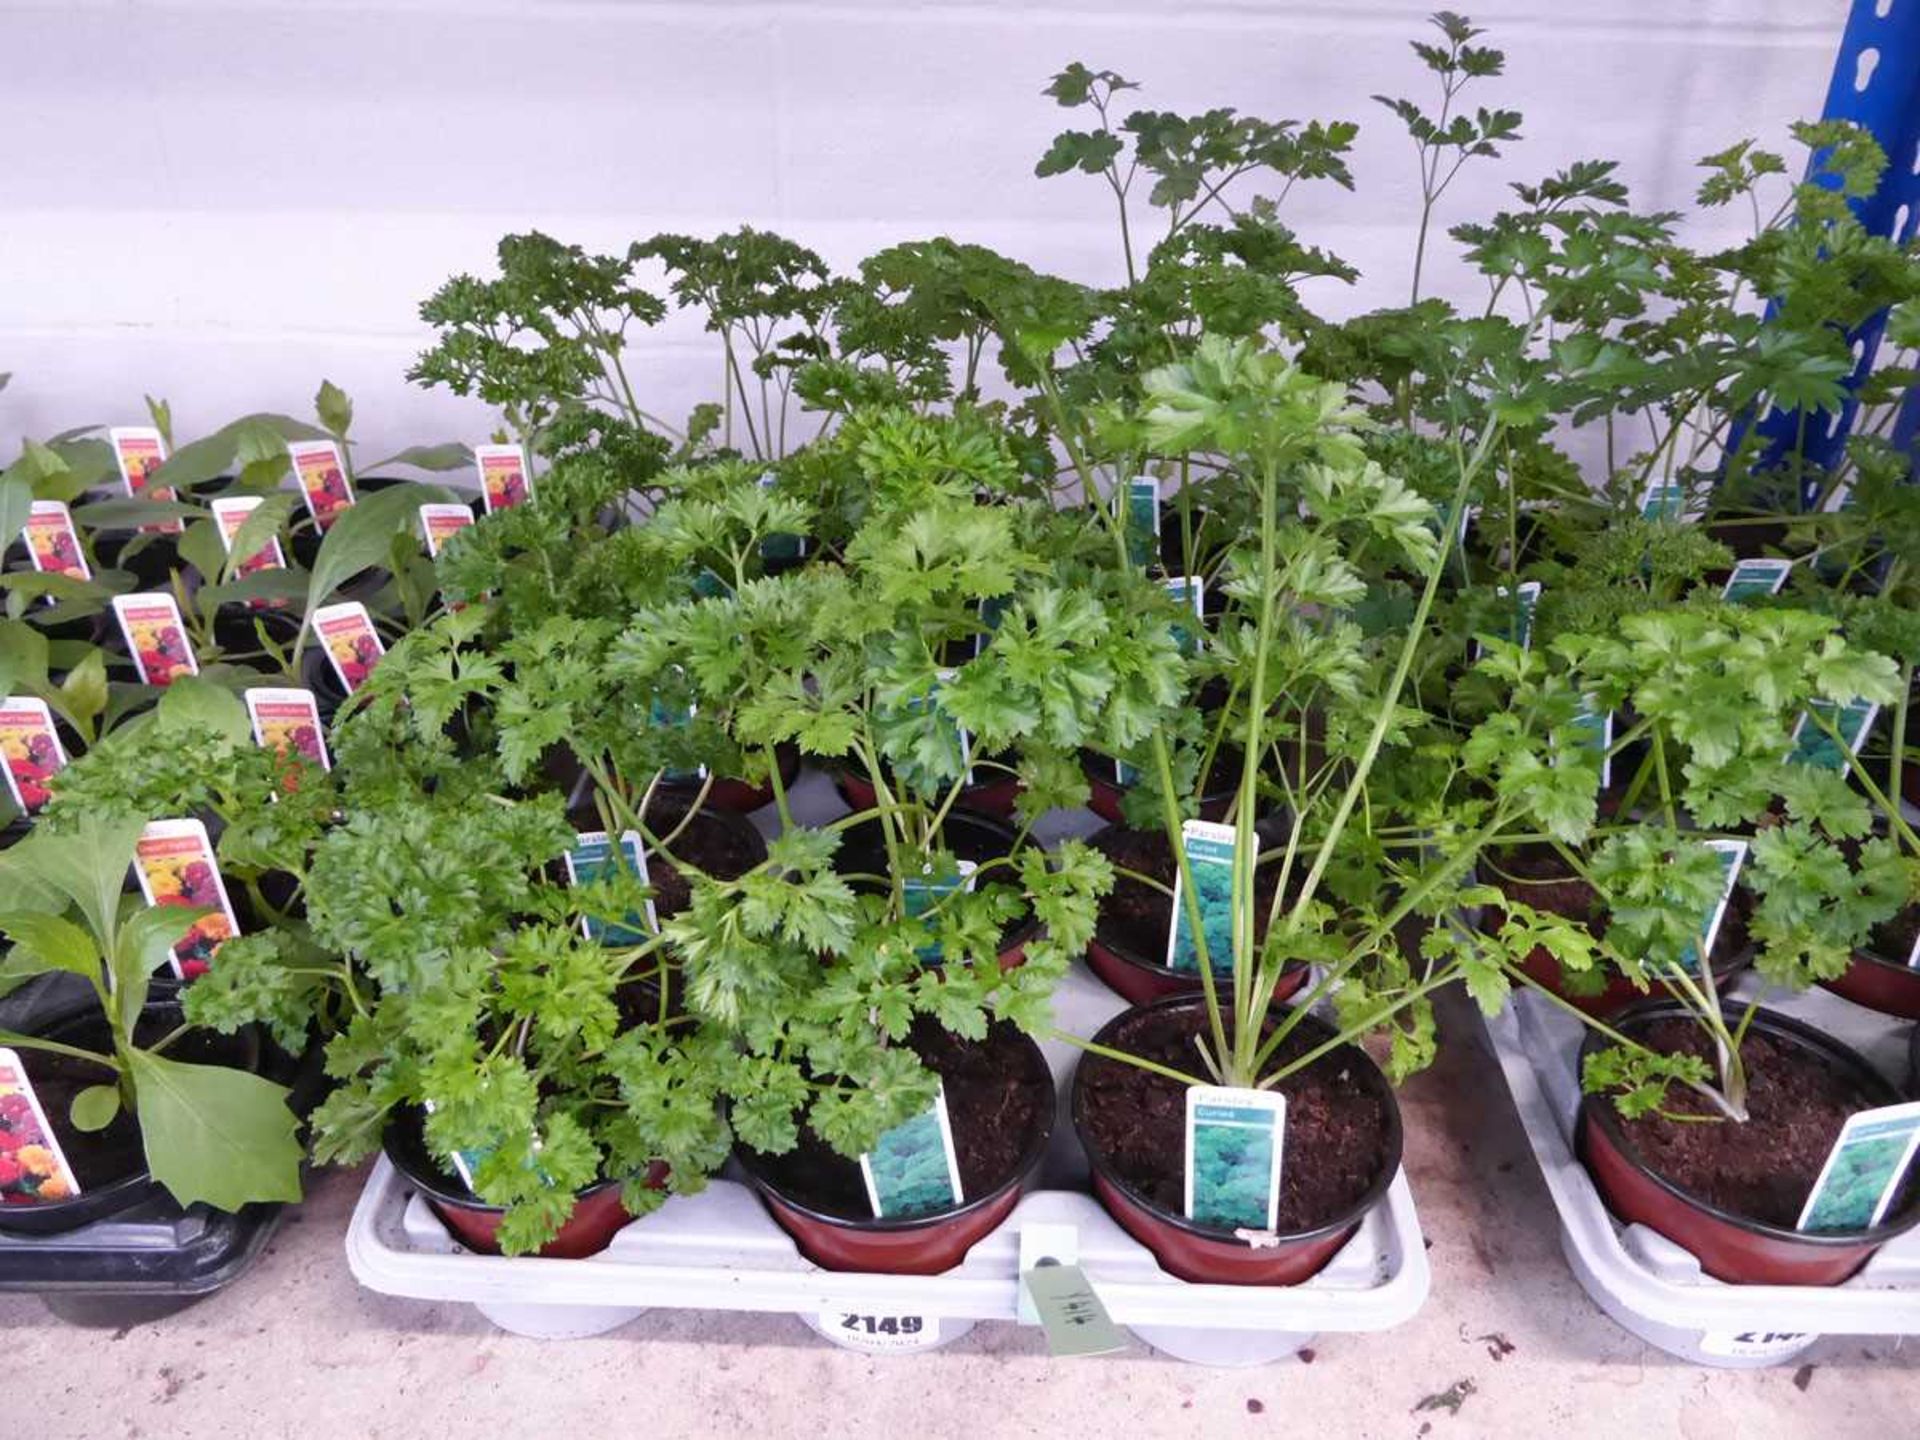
1484,978 -> 1920,1368
345,778 -> 1429,1364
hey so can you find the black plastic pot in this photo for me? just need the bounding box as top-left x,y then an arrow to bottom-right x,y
89,531 -> 180,592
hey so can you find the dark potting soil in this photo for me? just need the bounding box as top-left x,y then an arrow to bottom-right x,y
833,817 -> 1033,953
1485,845 -> 1752,956
1869,905 -> 1920,965
745,1019 -> 1048,1221
13,1014 -> 252,1194
1614,1019 -> 1880,1230
1078,1006 -> 1389,1232
646,810 -> 761,916
1093,826 -> 1290,968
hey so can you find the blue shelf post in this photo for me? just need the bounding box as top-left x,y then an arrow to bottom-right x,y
1750,0 -> 1920,503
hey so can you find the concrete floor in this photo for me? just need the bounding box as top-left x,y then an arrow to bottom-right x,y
6,997 -> 1915,1440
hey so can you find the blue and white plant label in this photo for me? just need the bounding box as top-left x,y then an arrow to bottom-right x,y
1184,1084 -> 1284,1232
1721,557 -> 1793,603
1796,1100 -> 1920,1234
1125,476 -> 1160,568
902,858 -> 977,961
860,1082 -> 964,1219
564,829 -> 658,944
1789,698 -> 1879,776
1571,692 -> 1612,789
1679,837 -> 1747,972
1166,818 -> 1237,974
1163,575 -> 1204,656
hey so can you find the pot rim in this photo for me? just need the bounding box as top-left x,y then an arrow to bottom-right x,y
1070,992 -> 1403,1248
831,807 -> 1045,954
1580,998 -> 1920,1248
735,1025 -> 1055,1234
381,1104 -> 628,1219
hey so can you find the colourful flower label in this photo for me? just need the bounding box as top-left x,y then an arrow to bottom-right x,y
210,495 -> 288,578
244,688 -> 330,791
109,426 -> 182,535
0,697 -> 67,814
474,444 -> 531,514
112,594 -> 199,686
133,819 -> 241,978
418,503 -> 475,558
312,601 -> 385,694
288,440 -> 356,531
22,501 -> 91,582
0,1049 -> 82,1205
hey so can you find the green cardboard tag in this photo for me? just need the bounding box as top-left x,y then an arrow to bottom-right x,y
1166,818 -> 1236,974
1789,698 -> 1878,774
1721,557 -> 1792,602
1184,1084 -> 1285,1232
860,1083 -> 963,1219
1796,1100 -> 1920,1233
1125,477 -> 1160,568
1022,1263 -> 1129,1357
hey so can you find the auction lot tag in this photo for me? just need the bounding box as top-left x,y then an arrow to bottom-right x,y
0,1048 -> 83,1203
312,601 -> 385,694
1166,818 -> 1236,974
860,1082 -> 963,1219
1023,1262 -> 1128,1357
133,818 -> 241,978
816,1311 -> 943,1354
22,501 -> 91,582
0,696 -> 68,814
1796,1099 -> 1920,1233
288,439 -> 356,531
1721,557 -> 1792,603
1184,1084 -> 1284,1233
112,593 -> 199,686
1698,1329 -> 1812,1360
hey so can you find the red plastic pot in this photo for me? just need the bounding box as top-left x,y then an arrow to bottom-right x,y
1071,996 -> 1402,1286
1577,1001 -> 1920,1286
1081,752 -> 1233,827
834,763 -> 1021,822
736,1030 -> 1054,1275
1480,904 -> 1751,1019
383,1109 -> 658,1260
1818,947 -> 1920,1020
832,810 -> 1039,972
662,743 -> 802,814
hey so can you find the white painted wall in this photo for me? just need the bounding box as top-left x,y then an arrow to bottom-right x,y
0,0 -> 1850,461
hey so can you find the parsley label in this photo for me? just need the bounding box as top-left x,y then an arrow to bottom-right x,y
757,472 -> 806,562
902,858 -> 976,961
1166,818 -> 1237,974
1796,1100 -> 1920,1234
1022,1263 -> 1128,1357
1184,1085 -> 1285,1232
1637,480 -> 1694,523
1571,692 -> 1612,789
859,1081 -> 963,1219
1789,699 -> 1878,775
1125,476 -> 1160,568
1679,838 -> 1747,972
1721,557 -> 1793,602
564,829 -> 658,944
1492,581 -> 1541,652
1164,574 -> 1205,655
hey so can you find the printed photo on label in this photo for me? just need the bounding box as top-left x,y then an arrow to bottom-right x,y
312,602 -> 385,694
244,688 -> 331,775
133,819 -> 241,978
0,697 -> 68,814
210,495 -> 288,577
0,1048 -> 83,1205
474,444 -> 532,513
1166,819 -> 1237,974
418,503 -> 475,558
22,501 -> 91,583
860,1084 -> 963,1219
112,594 -> 199,686
1184,1085 -> 1285,1232
288,441 -> 356,530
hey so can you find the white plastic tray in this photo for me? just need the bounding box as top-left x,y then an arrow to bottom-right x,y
344,775 -> 1430,1364
1484,977 -> 1920,1367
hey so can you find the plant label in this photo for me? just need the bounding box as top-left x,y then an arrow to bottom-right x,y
1113,756 -> 1140,788
1795,1099 -> 1920,1234
1680,837 -> 1747,972
112,593 -> 199,686
1571,692 -> 1612,789
1184,1084 -> 1285,1233
312,601 -> 385,695
973,594 -> 1012,659
692,567 -> 728,599
1166,818 -> 1237,974
647,685 -> 709,783
0,1048 -> 82,1204
474,443 -> 532,514
903,858 -> 977,961
1163,574 -> 1204,655
244,687 -> 331,777
563,829 -> 658,944
1022,1262 -> 1128,1357
901,669 -> 974,788
1125,476 -> 1160,568
109,426 -> 183,534
22,501 -> 91,583
1490,581 -> 1542,653
859,1082 -> 963,1220
0,697 -> 67,815
288,439 -> 356,531
1906,925 -> 1920,971
1789,698 -> 1879,775
133,818 -> 241,978
418,503 -> 475,558
1637,480 -> 1696,523
1721,557 -> 1793,603
209,495 -> 288,579
756,471 -> 806,562
816,1312 -> 944,1354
